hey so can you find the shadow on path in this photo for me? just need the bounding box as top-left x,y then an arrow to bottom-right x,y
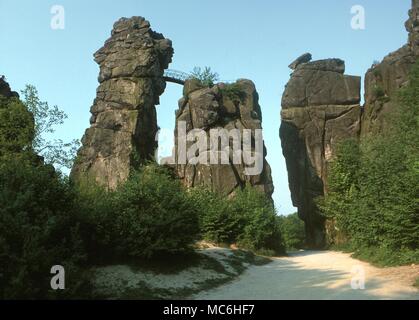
193,251 -> 419,300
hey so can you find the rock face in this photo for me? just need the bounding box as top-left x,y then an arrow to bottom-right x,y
288,53 -> 312,70
172,79 -> 274,198
71,17 -> 173,189
280,1 -> 419,248
0,77 -> 19,99
362,0 -> 419,135
280,58 -> 361,248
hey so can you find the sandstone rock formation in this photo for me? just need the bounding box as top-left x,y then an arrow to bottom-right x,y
362,0 -> 419,135
288,53 -> 312,70
171,79 -> 274,198
71,17 -> 173,189
280,58 -> 361,248
280,1 -> 419,248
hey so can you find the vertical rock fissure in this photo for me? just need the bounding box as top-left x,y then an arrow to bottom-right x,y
280,0 -> 419,248
280,58 -> 361,248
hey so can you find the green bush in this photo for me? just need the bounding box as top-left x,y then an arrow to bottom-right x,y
0,95 -> 34,156
277,213 -> 306,250
189,188 -> 241,244
220,83 -> 247,103
231,187 -> 284,254
0,89 -> 89,299
0,158 -> 88,299
78,164 -> 200,260
191,186 -> 285,255
320,60 -> 419,266
372,84 -> 385,99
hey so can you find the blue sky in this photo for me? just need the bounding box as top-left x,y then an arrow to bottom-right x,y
0,0 -> 411,215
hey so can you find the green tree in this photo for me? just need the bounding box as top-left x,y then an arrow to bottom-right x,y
0,158 -> 88,299
277,213 -> 306,250
78,164 -> 200,259
0,95 -> 34,157
190,66 -> 219,87
191,185 -> 285,255
21,85 -> 79,170
320,60 -> 419,265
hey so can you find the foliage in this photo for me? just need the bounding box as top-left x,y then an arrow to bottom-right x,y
372,84 -> 385,99
0,95 -> 34,157
0,157 -> 89,299
77,164 -> 200,260
320,60 -> 419,265
190,66 -> 219,87
0,81 -> 288,298
188,188 -> 239,244
190,186 -> 285,255
21,85 -> 79,170
277,213 -> 306,250
232,187 -> 284,254
220,83 -> 247,103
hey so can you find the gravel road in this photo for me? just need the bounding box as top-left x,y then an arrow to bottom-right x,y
193,250 -> 419,300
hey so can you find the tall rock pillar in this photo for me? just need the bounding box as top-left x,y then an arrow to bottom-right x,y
362,0 -> 419,135
71,17 -> 173,189
280,58 -> 361,248
171,79 -> 274,198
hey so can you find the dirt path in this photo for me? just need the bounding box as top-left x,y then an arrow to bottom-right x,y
193,250 -> 419,300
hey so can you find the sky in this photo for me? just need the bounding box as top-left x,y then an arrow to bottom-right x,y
0,0 -> 412,215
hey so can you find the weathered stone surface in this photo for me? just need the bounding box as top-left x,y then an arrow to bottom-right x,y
183,78 -> 204,97
407,0 -> 419,56
71,17 -> 173,189
288,53 -> 312,70
282,61 -> 360,108
280,1 -> 419,248
172,80 -> 274,198
362,0 -> 419,135
296,58 -> 345,74
280,57 -> 361,248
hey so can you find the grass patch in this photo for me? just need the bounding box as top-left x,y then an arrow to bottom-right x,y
331,243 -> 419,267
220,83 -> 247,103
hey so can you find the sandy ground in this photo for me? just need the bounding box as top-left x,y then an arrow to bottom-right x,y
193,250 -> 419,300
92,248 -> 246,299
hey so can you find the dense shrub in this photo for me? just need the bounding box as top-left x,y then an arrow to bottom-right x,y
188,188 -> 241,244
0,83 -> 287,298
220,83 -> 247,103
0,95 -> 34,156
0,158 -> 88,299
231,188 -> 284,254
190,186 -> 285,255
277,213 -> 306,250
77,164 -> 200,260
0,88 -> 90,298
320,61 -> 419,265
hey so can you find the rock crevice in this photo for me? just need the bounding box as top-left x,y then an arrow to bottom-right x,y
280,0 -> 419,248
172,79 -> 274,198
280,59 -> 361,248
